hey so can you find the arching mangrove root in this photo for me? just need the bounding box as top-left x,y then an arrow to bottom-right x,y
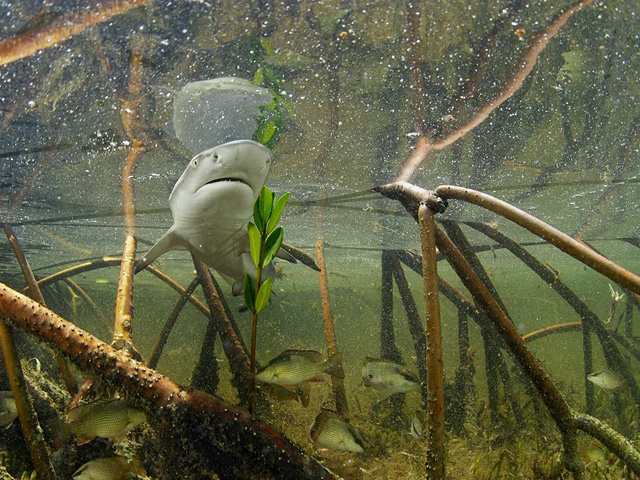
0,282 -> 335,480
377,180 -> 640,478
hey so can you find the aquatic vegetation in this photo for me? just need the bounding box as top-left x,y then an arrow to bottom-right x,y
244,186 -> 290,415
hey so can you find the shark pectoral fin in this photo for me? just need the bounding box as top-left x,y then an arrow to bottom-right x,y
135,227 -> 183,273
280,243 -> 320,271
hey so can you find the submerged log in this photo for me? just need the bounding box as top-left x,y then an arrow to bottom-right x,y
0,282 -> 335,480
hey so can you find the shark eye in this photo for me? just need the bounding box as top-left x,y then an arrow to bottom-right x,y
192,158 -> 198,167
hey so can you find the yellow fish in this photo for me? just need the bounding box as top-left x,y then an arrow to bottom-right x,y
66,399 -> 146,445
256,350 -> 344,386
310,411 -> 368,453
0,391 -> 17,428
587,369 -> 625,392
72,456 -> 146,480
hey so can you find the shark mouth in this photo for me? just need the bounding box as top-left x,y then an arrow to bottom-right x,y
202,177 -> 251,188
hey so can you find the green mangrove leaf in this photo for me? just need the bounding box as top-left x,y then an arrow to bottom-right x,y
267,192 -> 290,235
254,118 -> 278,147
253,66 -> 264,87
260,186 -> 273,221
259,37 -> 275,56
243,274 -> 255,311
255,277 -> 273,313
248,222 -> 261,267
253,200 -> 264,231
263,226 -> 283,267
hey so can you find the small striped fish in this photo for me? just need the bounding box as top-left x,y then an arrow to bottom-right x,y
66,399 -> 146,444
310,411 -> 368,453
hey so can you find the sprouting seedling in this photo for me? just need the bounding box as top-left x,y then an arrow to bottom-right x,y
606,283 -> 625,327
244,185 -> 289,415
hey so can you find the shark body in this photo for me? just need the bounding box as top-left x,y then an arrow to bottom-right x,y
136,139 -> 274,293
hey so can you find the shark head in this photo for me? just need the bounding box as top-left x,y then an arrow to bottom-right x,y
135,139 -> 274,283
170,139 -> 272,217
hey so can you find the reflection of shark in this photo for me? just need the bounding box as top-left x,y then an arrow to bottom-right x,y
136,140 -> 280,294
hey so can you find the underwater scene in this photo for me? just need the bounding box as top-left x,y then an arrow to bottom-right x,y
0,0 -> 639,479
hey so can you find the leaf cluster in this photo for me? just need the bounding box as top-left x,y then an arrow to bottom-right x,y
243,186 -> 289,313
251,38 -> 292,150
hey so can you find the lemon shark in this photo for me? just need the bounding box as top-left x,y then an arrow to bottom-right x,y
136,139 -> 292,294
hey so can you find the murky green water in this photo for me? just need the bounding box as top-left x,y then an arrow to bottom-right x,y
0,1 -> 638,479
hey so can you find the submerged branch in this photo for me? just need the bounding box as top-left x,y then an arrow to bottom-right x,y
3,223 -> 78,394
522,322 -> 582,343
147,276 -> 200,369
113,34 -> 151,356
0,0 -> 150,67
34,257 -> 212,322
192,256 -> 251,406
572,412 -> 640,476
316,237 -> 350,419
388,252 -> 427,403
381,181 -> 640,476
435,186 -> 640,295
0,319 -> 57,480
0,282 -> 335,480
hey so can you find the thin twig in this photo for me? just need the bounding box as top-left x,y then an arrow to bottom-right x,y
33,258 -> 212,321
62,277 -> 110,331
395,0 -> 594,181
522,322 -> 583,342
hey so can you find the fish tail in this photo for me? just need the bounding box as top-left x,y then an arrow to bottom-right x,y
48,417 -> 72,450
324,353 -> 345,379
297,382 -> 311,408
